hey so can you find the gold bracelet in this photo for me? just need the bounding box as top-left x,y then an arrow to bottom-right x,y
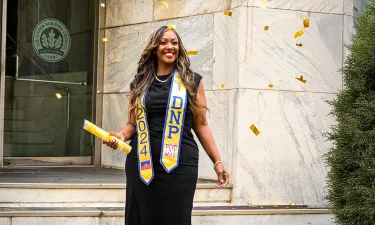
213,161 -> 223,168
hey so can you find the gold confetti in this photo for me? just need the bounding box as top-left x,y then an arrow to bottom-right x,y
232,207 -> 236,210
264,26 -> 269,30
293,30 -> 304,39
274,205 -> 279,207
303,18 -> 310,28
296,43 -> 303,47
55,93 -> 62,99
259,0 -> 267,9
167,25 -> 176,30
100,3 -> 105,7
296,75 -> 307,83
158,1 -> 169,8
101,37 -> 108,42
290,202 -> 296,206
187,50 -> 198,55
250,124 -> 260,136
268,84 -> 274,88
224,10 -> 232,16
221,84 -> 226,88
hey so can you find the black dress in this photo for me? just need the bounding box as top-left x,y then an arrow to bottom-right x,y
125,72 -> 202,225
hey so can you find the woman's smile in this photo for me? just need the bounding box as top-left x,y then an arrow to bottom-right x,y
156,30 -> 179,64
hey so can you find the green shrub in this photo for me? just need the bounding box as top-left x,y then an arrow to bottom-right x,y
326,1 -> 375,225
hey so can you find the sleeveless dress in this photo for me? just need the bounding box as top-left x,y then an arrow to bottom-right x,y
125,72 -> 203,225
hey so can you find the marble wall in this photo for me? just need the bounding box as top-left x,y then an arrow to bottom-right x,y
101,0 -> 354,206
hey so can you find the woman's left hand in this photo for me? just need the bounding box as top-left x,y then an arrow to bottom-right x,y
214,163 -> 229,188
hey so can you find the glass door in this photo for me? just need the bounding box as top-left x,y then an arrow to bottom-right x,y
2,0 -> 95,166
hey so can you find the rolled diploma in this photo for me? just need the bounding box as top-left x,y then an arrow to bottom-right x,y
83,119 -> 132,154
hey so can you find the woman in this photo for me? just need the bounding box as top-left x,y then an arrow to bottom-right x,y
103,26 -> 229,225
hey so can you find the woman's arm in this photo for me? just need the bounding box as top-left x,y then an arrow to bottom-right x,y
104,97 -> 136,149
118,99 -> 137,141
193,81 -> 229,188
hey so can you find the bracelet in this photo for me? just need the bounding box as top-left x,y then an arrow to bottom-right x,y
126,121 -> 136,128
213,161 -> 223,169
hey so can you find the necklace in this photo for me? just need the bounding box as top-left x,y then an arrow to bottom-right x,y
155,73 -> 173,83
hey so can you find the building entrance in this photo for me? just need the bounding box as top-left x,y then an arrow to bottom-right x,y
1,0 -> 95,166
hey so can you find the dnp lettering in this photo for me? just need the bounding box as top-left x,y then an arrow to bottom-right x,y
167,96 -> 183,139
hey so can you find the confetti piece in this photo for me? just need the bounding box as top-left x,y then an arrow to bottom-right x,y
221,84 -> 226,88
296,75 -> 307,83
158,1 -> 169,8
303,18 -> 310,28
268,84 -> 273,88
250,124 -> 260,136
101,37 -> 108,42
232,208 -> 236,210
187,50 -> 198,55
259,0 -> 267,9
290,202 -> 296,206
167,25 -> 176,30
264,26 -> 269,30
274,205 -> 279,207
100,3 -> 105,7
293,30 -> 304,39
296,43 -> 303,47
224,10 -> 232,16
55,93 -> 62,99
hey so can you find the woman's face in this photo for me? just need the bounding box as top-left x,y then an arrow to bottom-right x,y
156,30 -> 179,65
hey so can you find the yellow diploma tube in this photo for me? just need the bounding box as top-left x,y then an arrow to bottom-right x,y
83,119 -> 132,154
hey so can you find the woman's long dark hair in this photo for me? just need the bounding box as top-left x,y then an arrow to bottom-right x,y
129,26 -> 204,119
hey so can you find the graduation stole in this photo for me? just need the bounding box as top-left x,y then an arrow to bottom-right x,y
136,70 -> 188,185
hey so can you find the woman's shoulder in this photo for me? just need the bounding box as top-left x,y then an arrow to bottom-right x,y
193,72 -> 202,87
191,72 -> 203,93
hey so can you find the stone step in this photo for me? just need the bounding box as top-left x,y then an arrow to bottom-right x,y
0,167 -> 231,205
0,202 -> 232,208
0,206 -> 332,225
0,182 -> 232,204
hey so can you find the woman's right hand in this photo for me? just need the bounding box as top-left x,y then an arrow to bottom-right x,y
102,131 -> 126,150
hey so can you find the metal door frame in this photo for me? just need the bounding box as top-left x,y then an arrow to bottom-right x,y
0,0 -> 6,167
